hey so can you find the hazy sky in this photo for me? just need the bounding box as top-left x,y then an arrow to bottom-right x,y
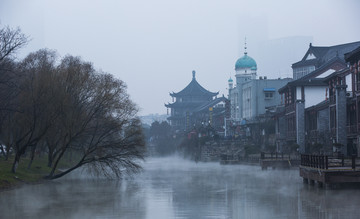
1,0 -> 360,115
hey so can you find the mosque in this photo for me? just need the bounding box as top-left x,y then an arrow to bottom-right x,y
228,42 -> 291,124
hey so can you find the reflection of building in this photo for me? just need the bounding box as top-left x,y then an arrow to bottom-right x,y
228,43 -> 291,123
165,71 -> 228,132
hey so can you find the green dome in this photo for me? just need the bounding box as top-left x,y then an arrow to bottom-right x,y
235,54 -> 257,70
228,77 -> 233,82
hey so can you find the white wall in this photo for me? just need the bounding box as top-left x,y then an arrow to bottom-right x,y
346,74 -> 352,92
315,69 -> 335,78
242,87 -> 252,119
304,86 -> 327,108
296,86 -> 302,100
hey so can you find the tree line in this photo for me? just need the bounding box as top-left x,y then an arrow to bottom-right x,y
0,24 -> 145,179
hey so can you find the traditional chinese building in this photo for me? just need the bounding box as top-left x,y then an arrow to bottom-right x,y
165,71 -> 228,133
292,41 -> 360,80
276,42 -> 360,154
345,46 -> 360,156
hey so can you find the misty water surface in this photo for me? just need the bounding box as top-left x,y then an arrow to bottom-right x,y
1,156 -> 360,219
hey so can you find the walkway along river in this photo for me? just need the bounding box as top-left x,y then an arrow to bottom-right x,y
1,156 -> 360,218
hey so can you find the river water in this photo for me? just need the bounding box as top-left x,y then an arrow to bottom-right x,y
1,156 -> 360,219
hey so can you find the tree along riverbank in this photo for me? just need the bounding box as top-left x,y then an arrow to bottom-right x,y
0,156 -> 71,192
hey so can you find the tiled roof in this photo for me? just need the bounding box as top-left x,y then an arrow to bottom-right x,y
305,100 -> 329,111
292,41 -> 360,68
165,101 -> 201,108
279,78 -> 326,93
300,57 -> 345,80
170,77 -> 218,98
292,58 -> 318,68
193,96 -> 227,113
345,46 -> 360,63
279,57 -> 345,93
323,68 -> 350,82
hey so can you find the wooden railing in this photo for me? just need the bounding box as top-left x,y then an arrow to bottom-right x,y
300,154 -> 358,170
220,154 -> 259,164
260,152 -> 299,160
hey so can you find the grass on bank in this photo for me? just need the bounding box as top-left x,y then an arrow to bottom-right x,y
0,154 -> 77,190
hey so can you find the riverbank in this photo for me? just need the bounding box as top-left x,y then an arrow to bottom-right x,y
0,157 -> 52,192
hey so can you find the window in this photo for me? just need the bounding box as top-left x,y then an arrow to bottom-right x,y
265,92 -> 274,99
293,66 -> 315,79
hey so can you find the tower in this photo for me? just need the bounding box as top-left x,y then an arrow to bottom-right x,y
229,39 -> 258,121
235,38 -> 257,84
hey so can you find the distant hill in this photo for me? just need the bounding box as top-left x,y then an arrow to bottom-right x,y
139,114 -> 169,126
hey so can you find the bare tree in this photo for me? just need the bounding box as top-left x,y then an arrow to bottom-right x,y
45,56 -> 145,179
0,48 -> 145,178
0,24 -> 28,159
0,25 -> 28,63
5,49 -> 58,172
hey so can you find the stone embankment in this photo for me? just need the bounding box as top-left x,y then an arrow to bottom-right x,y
200,141 -> 243,162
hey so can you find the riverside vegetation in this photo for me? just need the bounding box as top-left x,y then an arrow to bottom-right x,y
0,24 -> 145,190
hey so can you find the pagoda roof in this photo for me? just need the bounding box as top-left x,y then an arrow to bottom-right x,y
170,71 -> 218,98
165,101 -> 201,108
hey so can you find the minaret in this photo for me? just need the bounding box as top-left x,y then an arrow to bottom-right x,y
244,37 -> 247,56
228,77 -> 233,89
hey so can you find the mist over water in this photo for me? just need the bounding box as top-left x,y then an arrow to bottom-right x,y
1,156 -> 360,218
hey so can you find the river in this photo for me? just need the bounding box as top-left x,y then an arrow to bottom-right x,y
1,156 -> 360,219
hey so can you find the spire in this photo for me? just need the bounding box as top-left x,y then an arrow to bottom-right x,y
244,37 -> 247,55
192,70 -> 196,79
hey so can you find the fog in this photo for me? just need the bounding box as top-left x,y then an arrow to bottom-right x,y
1,156 -> 360,218
1,0 -> 360,115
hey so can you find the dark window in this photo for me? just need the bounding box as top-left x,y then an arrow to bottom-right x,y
265,92 -> 274,99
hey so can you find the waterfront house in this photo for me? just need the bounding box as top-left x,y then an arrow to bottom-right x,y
276,42 -> 360,154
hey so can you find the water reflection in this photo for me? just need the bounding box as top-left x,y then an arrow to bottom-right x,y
1,156 -> 360,218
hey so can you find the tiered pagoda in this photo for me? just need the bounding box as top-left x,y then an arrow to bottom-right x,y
165,71 -> 227,132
